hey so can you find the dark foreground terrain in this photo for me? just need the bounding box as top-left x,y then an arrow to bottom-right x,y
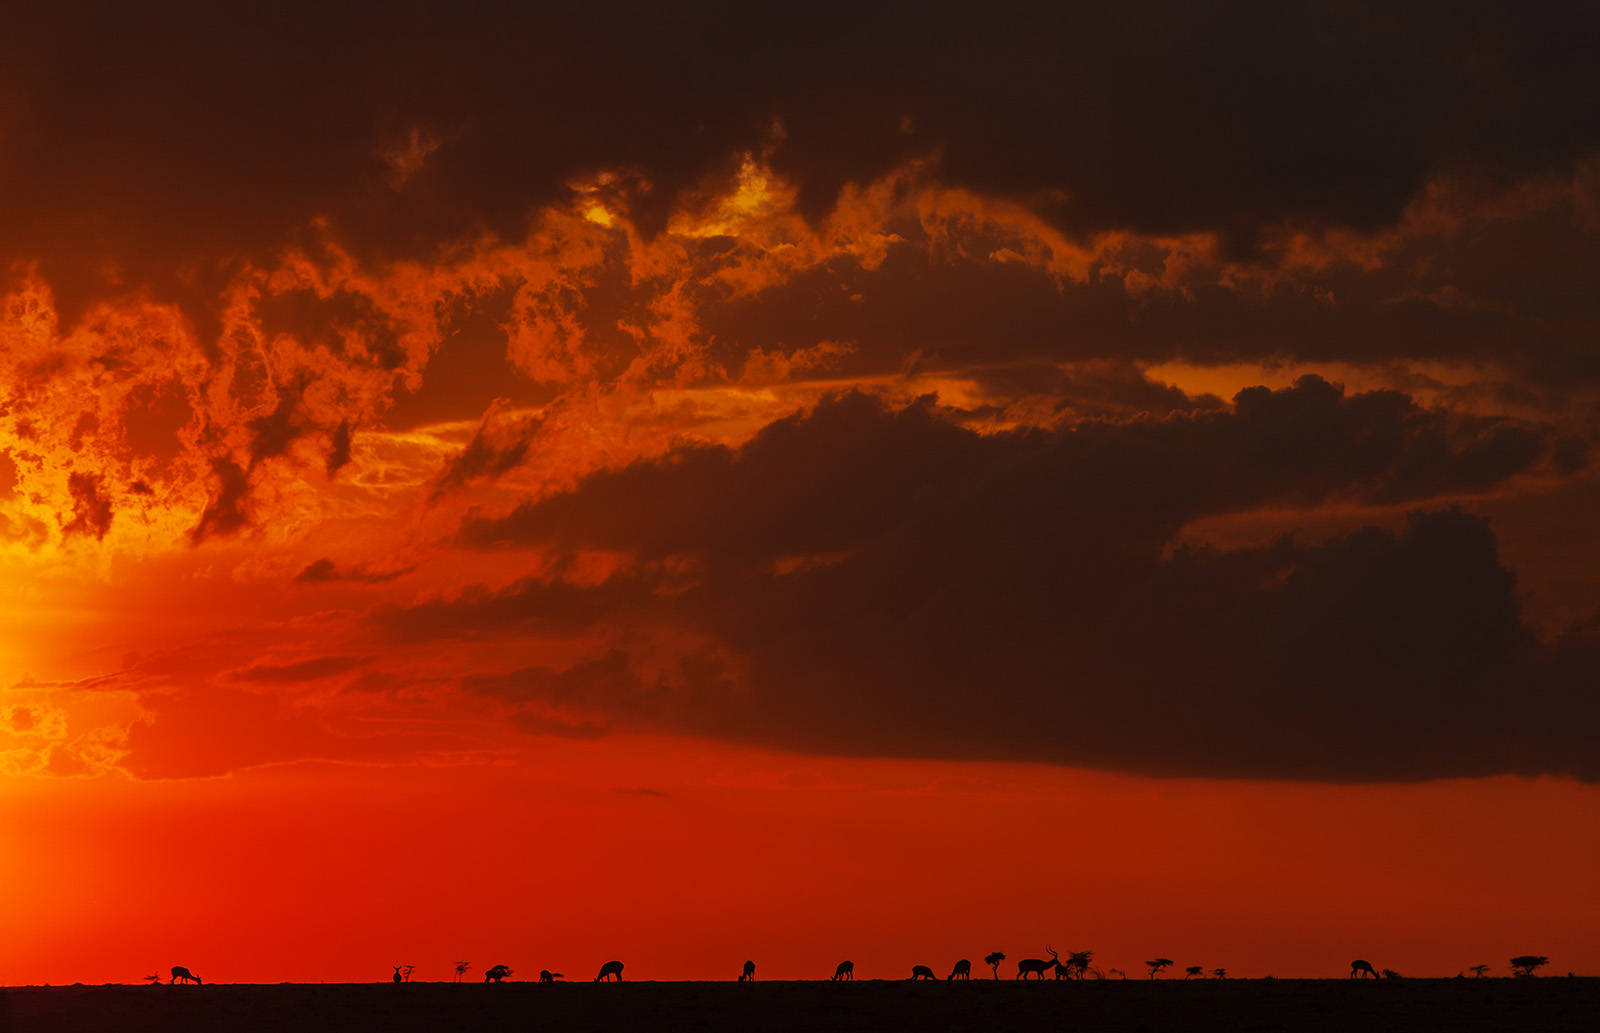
2,978 -> 1596,1033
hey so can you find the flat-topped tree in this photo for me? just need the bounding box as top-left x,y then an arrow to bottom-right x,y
1184,965 -> 1204,979
1146,958 -> 1173,979
984,952 -> 1006,979
1511,955 -> 1549,977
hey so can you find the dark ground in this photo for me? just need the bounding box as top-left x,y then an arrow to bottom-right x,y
2,978 -> 1596,1033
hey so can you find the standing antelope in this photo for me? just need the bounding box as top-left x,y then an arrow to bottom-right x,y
1017,947 -> 1059,980
911,965 -> 937,981
1017,953 -> 1056,985
739,960 -> 756,982
949,959 -> 972,980
832,960 -> 854,981
596,960 -> 625,981
170,966 -> 201,985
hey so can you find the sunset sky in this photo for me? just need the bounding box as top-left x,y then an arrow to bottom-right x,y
2,4 -> 1599,985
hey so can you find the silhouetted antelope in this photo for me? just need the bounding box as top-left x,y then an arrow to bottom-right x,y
1017,947 -> 1058,980
739,960 -> 755,982
170,966 -> 200,985
485,965 -> 513,983
1350,959 -> 1378,979
539,970 -> 564,982
596,960 -> 624,982
949,959 -> 971,980
392,966 -> 403,984
911,965 -> 936,980
832,960 -> 854,981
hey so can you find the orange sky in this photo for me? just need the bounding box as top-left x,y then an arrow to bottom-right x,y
3,4 -> 1599,986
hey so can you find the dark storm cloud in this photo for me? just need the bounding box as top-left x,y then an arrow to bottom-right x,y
459,381 -> 1569,559
61,471 -> 113,539
6,2 -> 1598,317
293,558 -> 414,585
427,388 -> 1599,780
189,457 -> 250,544
231,655 -> 368,684
428,404 -> 544,501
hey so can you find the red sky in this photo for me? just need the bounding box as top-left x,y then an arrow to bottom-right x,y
2,3 -> 1599,985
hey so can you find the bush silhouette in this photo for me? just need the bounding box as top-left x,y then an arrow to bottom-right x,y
1511,955 -> 1549,977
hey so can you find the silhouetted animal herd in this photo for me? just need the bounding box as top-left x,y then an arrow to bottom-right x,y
154,953 -> 1554,985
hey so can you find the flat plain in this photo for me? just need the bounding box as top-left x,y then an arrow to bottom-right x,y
2,977 -> 1595,1033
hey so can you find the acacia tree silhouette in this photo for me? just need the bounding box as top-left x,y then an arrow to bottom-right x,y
1470,964 -> 1490,977
1184,965 -> 1203,980
1146,958 -> 1173,979
455,961 -> 470,982
1511,955 -> 1549,977
1212,968 -> 1226,979
985,952 -> 1006,979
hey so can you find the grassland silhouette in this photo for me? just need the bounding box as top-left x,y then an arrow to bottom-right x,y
141,947 -> 1567,989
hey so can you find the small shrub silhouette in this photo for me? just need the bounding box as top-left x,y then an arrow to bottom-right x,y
1212,968 -> 1226,980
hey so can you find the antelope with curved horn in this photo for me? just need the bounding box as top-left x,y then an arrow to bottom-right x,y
1017,947 -> 1058,980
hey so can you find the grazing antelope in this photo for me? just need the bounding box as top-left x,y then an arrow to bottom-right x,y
911,965 -> 937,981
739,960 -> 756,982
538,970 -> 564,982
832,960 -> 854,981
170,966 -> 201,985
1017,947 -> 1059,980
949,959 -> 972,980
596,960 -> 625,982
1350,959 -> 1379,979
485,965 -> 513,983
